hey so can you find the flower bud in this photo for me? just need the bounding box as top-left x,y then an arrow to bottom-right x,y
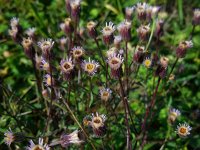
176,40 -> 193,58
86,21 -> 98,39
117,20 -> 132,41
192,9 -> 200,25
101,22 -> 116,46
60,18 -> 74,36
114,35 -> 122,49
135,3 -> 148,21
70,0 -> 81,22
125,6 -> 134,21
154,19 -> 164,38
133,45 -> 145,64
137,24 -> 150,41
22,37 -> 34,59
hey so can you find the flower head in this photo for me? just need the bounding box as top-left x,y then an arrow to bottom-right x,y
117,20 -> 132,41
91,112 -> 107,137
26,138 -> 50,150
135,3 -> 148,21
25,27 -> 36,38
99,87 -> 112,102
125,6 -> 134,20
60,57 -> 74,80
106,47 -> 117,58
137,24 -> 150,41
10,17 -> 19,29
22,37 -> 34,59
107,53 -> 124,70
114,35 -> 122,48
70,0 -> 81,21
168,108 -> 181,123
43,74 -> 55,87
146,6 -> 160,21
4,128 -> 15,146
193,9 -> 200,25
9,27 -> 18,41
160,56 -> 169,68
87,21 -> 98,39
82,58 -> 99,76
101,22 -> 116,45
143,57 -> 152,68
40,57 -> 50,72
38,39 -> 54,59
60,130 -> 84,147
176,40 -> 193,58
176,123 -> 192,138
60,18 -> 73,35
72,46 -> 85,59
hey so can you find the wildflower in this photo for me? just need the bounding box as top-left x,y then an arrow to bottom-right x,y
90,112 -> 107,137
176,123 -> 192,138
160,56 -> 169,68
25,27 -> 36,39
154,19 -> 164,38
10,17 -> 19,29
101,22 -> 116,45
38,39 -> 54,60
70,0 -> 81,22
107,53 -> 124,78
59,37 -> 68,51
60,57 -> 74,80
65,0 -> 71,14
125,6 -> 134,21
26,138 -> 50,150
168,108 -> 181,123
117,20 -> 132,41
176,40 -> 193,58
169,74 -> 175,81
135,3 -> 148,21
114,35 -> 122,49
83,115 -> 91,127
35,54 -> 42,70
143,57 -> 152,68
40,57 -> 51,72
133,45 -> 145,64
22,37 -> 34,59
59,130 -> 84,147
71,46 -> 85,60
106,47 -> 117,58
146,6 -> 160,21
4,128 -> 15,146
137,24 -> 150,41
82,57 -> 99,76
192,9 -> 200,25
60,18 -> 74,35
43,74 -> 55,87
86,21 -> 98,39
9,27 -> 19,42
99,87 -> 112,102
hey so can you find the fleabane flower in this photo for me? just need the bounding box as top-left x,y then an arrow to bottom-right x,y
99,87 -> 112,102
168,108 -> 181,123
25,27 -> 36,38
101,22 -> 116,45
70,0 -> 81,22
26,138 -> 50,150
117,20 -> 132,41
10,17 -> 19,29
71,46 -> 85,60
125,6 -> 134,21
4,128 -> 15,146
176,123 -> 192,138
155,56 -> 169,79
87,21 -> 98,39
135,3 -> 148,21
143,57 -> 152,68
106,47 -> 117,58
38,39 -> 54,60
22,37 -> 34,59
40,57 -> 51,72
114,35 -> 122,49
59,130 -> 84,147
91,112 -> 107,137
193,9 -> 200,25
82,57 -> 99,76
60,57 -> 74,80
43,74 -> 55,87
107,53 -> 124,78
60,18 -> 74,35
176,40 -> 193,58
137,24 -> 150,41
146,6 -> 160,21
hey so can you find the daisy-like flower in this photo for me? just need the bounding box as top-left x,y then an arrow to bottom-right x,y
135,3 -> 148,21
99,87 -> 112,102
59,130 -> 84,147
133,45 -> 145,64
106,47 -> 117,58
176,40 -> 193,58
107,53 -> 124,78
10,17 -> 19,29
27,138 -> 50,150
81,57 -> 99,76
22,37 -> 34,59
160,56 -> 169,68
176,123 -> 192,138
9,27 -> 19,41
71,46 -> 85,60
101,22 -> 116,45
193,9 -> 200,25
86,21 -> 98,39
90,112 -> 107,137
40,57 -> 50,72
60,18 -> 74,35
117,20 -> 132,41
168,108 -> 181,123
137,24 -> 150,41
70,0 -> 81,22
59,37 -> 68,51
4,128 -> 15,146
114,35 -> 122,49
125,6 -> 134,21
154,19 -> 164,38
43,74 -> 55,87
25,27 -> 36,38
60,57 -> 74,80
38,39 -> 54,60
146,6 -> 160,21
143,57 -> 152,68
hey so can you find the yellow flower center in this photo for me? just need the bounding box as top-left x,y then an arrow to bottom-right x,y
103,92 -> 109,97
46,77 -> 52,86
32,145 -> 45,150
144,59 -> 151,68
85,63 -> 95,72
179,127 -> 187,134
111,58 -> 120,65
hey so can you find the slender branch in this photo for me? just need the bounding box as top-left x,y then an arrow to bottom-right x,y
167,57 -> 179,80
